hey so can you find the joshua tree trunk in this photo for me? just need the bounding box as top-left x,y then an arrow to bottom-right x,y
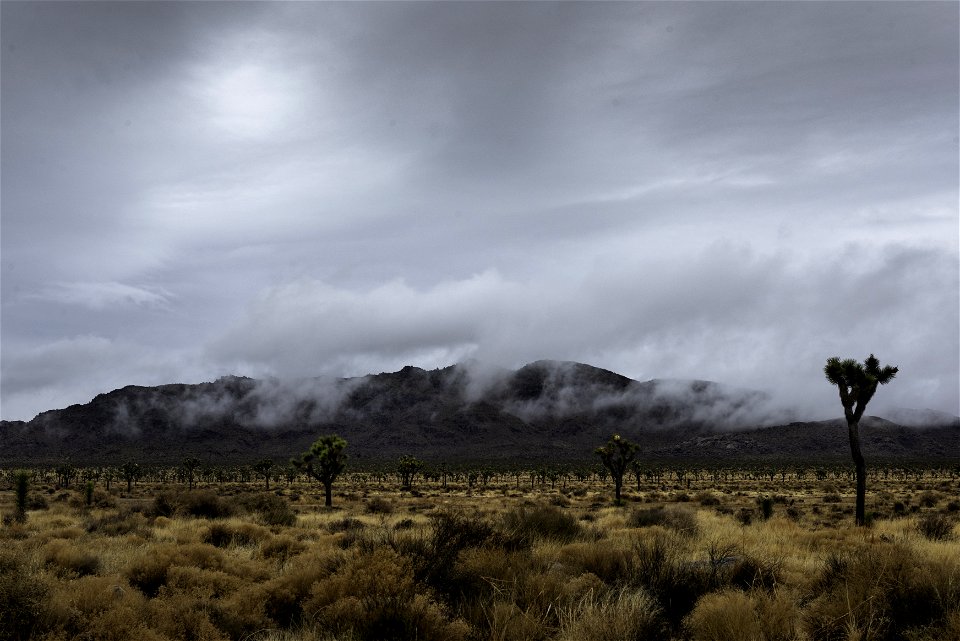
848,420 -> 867,526
324,481 -> 333,507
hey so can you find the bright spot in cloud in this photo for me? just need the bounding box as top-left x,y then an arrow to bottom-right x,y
196,61 -> 302,140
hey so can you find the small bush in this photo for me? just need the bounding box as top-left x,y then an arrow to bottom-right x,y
697,492 -> 721,506
0,550 -> 49,641
42,541 -> 100,578
685,590 -> 761,641
86,508 -> 149,537
150,490 -> 233,519
917,513 -> 955,541
366,497 -> 394,514
805,543 -> 960,641
630,506 -> 699,536
503,504 -> 582,543
822,493 -> 842,503
233,492 -> 297,526
757,496 -> 774,520
558,587 -> 666,641
203,522 -> 269,548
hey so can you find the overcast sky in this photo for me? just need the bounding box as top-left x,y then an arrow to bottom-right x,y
2,1 -> 958,422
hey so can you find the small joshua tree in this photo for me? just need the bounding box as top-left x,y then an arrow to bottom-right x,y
253,458 -> 275,491
595,433 -> 639,504
824,354 -> 898,526
120,461 -> 140,493
397,455 -> 424,490
182,457 -> 202,490
292,435 -> 347,507
14,471 -> 30,523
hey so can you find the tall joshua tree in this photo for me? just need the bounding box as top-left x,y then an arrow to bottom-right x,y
292,435 -> 347,507
595,433 -> 639,504
824,354 -> 898,526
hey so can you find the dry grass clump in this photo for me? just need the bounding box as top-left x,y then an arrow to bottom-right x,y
0,548 -> 49,641
41,539 -> 100,577
629,506 -> 699,536
803,541 -> 960,641
557,587 -> 665,641
916,512 -> 956,541
305,547 -> 470,641
502,504 -> 583,543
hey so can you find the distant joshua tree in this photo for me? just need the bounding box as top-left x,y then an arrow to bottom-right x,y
824,354 -> 898,526
595,433 -> 639,504
253,458 -> 275,491
397,455 -> 424,490
181,457 -> 202,490
292,435 -> 347,507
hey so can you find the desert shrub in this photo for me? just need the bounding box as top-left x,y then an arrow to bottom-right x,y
86,508 -> 150,537
918,490 -> 940,507
146,591 -> 228,641
557,587 -> 666,641
684,590 -> 761,641
558,542 -> 635,585
232,492 -> 297,526
327,517 -> 366,534
203,521 -> 269,548
502,504 -> 582,543
822,492 -> 842,503
165,565 -> 243,600
42,540 -> 100,578
179,490 -> 234,519
629,506 -> 699,536
260,535 -> 307,561
0,550 -> 50,641
917,513 -> 955,541
736,508 -> 754,526
125,543 -> 226,597
305,547 -> 469,641
27,493 -> 48,511
804,543 -> 960,641
150,490 -> 233,519
757,496 -> 774,520
697,492 -> 721,506
366,496 -> 394,514
256,548 -> 345,627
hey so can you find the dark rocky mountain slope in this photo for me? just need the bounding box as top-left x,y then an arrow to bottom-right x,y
1,360 -> 956,465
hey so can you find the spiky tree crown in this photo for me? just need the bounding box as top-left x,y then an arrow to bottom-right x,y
824,354 -> 898,421
293,435 -> 347,483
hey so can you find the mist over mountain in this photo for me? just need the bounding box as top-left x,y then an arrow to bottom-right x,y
1,361 -> 956,465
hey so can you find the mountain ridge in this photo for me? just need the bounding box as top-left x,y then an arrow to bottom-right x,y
2,361 -> 957,465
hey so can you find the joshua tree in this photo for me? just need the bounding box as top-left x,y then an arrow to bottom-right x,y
253,458 -> 275,491
181,457 -> 202,490
292,435 -> 347,507
595,433 -> 639,504
120,461 -> 141,493
824,354 -> 898,526
397,455 -> 424,490
14,471 -> 30,523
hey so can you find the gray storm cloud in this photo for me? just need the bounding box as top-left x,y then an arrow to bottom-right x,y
1,1 -> 957,422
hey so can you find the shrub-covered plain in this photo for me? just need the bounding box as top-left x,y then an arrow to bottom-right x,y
1,466 -> 958,641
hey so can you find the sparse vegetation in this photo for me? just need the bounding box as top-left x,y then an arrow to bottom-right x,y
1,461 -> 957,640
